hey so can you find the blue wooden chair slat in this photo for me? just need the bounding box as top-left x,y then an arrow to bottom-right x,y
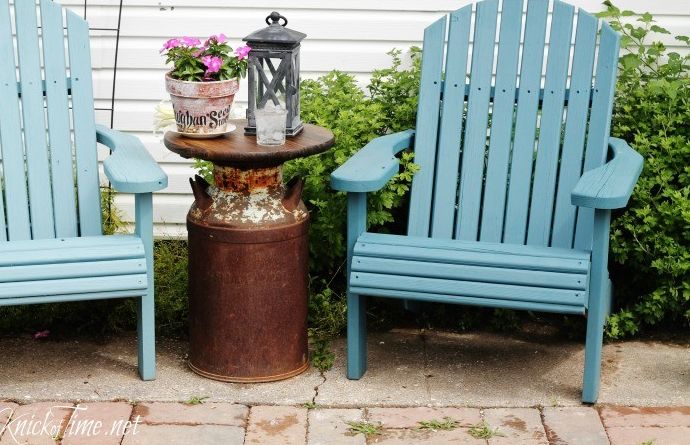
14,0 -> 56,239
526,0 -> 575,246
430,5 -> 472,239
479,0 -> 524,243
0,0 -> 168,380
454,0 -> 498,241
0,259 -> 147,283
67,9 -> 103,237
351,273 -> 586,306
503,0 -> 549,244
351,286 -> 585,314
41,0 -> 79,238
574,23 -> 620,251
407,16 -> 446,238
550,10 -> 598,248
0,0 -> 33,241
330,0 -> 642,404
352,257 -> 587,290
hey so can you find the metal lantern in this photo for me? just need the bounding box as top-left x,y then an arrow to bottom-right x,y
243,11 -> 306,136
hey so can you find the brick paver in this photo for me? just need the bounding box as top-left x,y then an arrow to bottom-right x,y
121,423 -> 244,445
599,405 -> 690,427
0,402 -> 18,426
245,405 -> 308,445
606,425 -> 690,445
367,407 -> 481,428
0,402 -> 73,445
2,401 -> 690,444
371,428 -> 485,444
484,407 -> 548,445
61,402 -> 133,445
132,402 -> 248,426
307,408 -> 365,445
542,406 -> 609,445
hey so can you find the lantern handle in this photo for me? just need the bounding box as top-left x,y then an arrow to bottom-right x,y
265,11 -> 288,27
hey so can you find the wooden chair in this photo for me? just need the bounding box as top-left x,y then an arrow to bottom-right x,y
0,0 -> 167,379
331,0 -> 643,403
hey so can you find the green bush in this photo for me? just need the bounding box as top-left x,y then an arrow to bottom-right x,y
286,49 -> 421,338
597,2 -> 690,337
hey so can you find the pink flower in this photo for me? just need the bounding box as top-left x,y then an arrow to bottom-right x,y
160,38 -> 181,53
234,45 -> 251,60
181,36 -> 201,47
206,33 -> 228,46
33,330 -> 50,339
202,55 -> 223,75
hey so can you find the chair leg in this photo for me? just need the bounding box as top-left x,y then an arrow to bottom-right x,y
347,292 -> 367,379
582,208 -> 612,403
135,192 -> 156,380
137,290 -> 156,381
582,300 -> 605,403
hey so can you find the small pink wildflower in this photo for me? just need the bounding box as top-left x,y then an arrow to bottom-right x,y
180,36 -> 201,47
206,33 -> 228,46
202,55 -> 223,75
160,38 -> 181,53
234,45 -> 251,60
33,330 -> 50,339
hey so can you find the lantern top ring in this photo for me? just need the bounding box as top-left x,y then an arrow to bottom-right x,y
266,11 -> 288,27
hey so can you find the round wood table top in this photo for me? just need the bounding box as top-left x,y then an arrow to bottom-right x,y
164,120 -> 335,167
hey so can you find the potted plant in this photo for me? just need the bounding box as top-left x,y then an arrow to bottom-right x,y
161,34 -> 250,137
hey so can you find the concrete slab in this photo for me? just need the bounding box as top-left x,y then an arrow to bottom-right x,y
317,331 -> 429,407
0,336 -> 321,406
0,329 -> 688,407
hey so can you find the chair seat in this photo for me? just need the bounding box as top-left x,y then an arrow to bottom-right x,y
350,233 -> 591,314
0,235 -> 148,304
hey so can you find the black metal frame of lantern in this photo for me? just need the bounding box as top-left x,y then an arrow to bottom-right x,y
243,11 -> 306,137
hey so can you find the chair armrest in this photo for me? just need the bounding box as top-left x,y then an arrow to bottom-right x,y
97,125 -> 168,193
571,137 -> 643,209
330,130 -> 415,192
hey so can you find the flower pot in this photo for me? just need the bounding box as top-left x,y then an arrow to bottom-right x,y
165,73 -> 239,138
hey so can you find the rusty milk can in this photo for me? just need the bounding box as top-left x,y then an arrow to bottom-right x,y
164,120 -> 334,382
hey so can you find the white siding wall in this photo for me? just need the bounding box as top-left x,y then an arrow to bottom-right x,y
61,0 -> 690,237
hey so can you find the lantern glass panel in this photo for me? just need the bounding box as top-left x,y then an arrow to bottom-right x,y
252,55 -> 288,111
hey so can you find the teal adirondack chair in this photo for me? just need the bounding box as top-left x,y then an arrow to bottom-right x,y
331,0 -> 643,403
0,0 -> 167,379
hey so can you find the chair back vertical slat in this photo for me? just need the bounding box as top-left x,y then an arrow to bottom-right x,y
407,16 -> 446,238
454,0 -> 498,241
66,10 -> 102,236
14,0 -> 55,239
0,178 -> 5,241
41,0 -> 78,238
574,23 -> 619,250
0,0 -> 31,241
503,0 -> 549,244
479,0 -> 524,242
526,0 -> 574,246
551,10 -> 597,248
430,5 -> 472,239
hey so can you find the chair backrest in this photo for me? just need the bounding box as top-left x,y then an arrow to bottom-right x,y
0,0 -> 101,242
408,0 -> 620,251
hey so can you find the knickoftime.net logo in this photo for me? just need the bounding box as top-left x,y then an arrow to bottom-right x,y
0,404 -> 142,444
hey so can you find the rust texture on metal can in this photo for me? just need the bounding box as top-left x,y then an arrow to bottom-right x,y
213,165 -> 282,192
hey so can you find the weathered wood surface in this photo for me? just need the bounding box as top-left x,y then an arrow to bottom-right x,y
164,119 -> 334,167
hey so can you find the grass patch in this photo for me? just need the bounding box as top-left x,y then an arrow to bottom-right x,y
185,395 -> 209,405
346,421 -> 383,437
468,421 -> 504,439
302,401 -> 321,409
417,417 -> 460,431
